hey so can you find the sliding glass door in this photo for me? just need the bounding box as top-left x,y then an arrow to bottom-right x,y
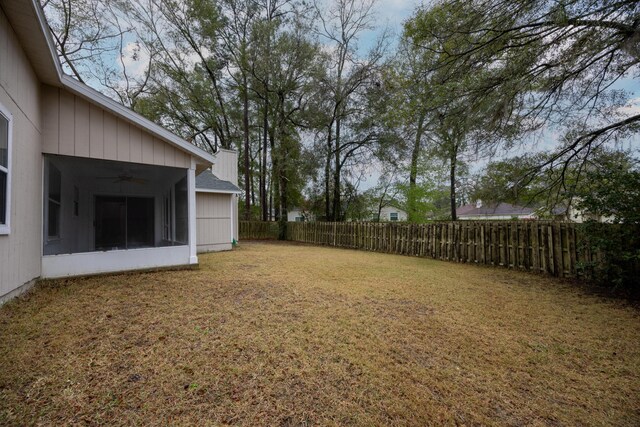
95,196 -> 154,250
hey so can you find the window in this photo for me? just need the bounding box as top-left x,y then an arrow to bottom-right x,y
0,102 -> 12,234
390,212 -> 399,221
47,163 -> 61,239
174,177 -> 188,244
295,216 -> 304,222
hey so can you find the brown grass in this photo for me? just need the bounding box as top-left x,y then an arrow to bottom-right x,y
1,242 -> 639,426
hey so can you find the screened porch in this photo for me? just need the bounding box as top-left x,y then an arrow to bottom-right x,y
42,154 -> 196,277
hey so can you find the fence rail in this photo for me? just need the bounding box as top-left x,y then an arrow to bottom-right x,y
240,221 -> 602,278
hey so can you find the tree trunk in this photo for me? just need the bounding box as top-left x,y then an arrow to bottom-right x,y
269,123 -> 279,222
450,143 -> 458,221
325,123 -> 333,221
242,74 -> 251,220
408,113 -> 425,222
261,98 -> 269,221
332,115 -> 341,221
279,170 -> 288,240
277,95 -> 288,240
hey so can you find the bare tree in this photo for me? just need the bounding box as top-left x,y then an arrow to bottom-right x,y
314,0 -> 387,221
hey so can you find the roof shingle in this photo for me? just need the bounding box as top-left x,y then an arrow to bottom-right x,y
196,170 -> 241,193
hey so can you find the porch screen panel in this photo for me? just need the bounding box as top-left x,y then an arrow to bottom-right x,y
47,164 -> 62,239
175,177 -> 188,244
95,196 -> 126,250
127,197 -> 154,248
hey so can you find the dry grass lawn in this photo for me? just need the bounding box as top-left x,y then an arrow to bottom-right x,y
1,242 -> 639,426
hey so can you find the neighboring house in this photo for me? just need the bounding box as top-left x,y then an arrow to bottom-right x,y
557,203 -> 614,224
376,206 -> 408,222
457,201 -> 537,220
287,207 -> 314,222
0,0 -> 238,304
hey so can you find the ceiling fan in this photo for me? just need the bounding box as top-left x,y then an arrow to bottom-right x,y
96,172 -> 149,184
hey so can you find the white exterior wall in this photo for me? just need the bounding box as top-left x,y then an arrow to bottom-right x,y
0,8 -> 43,301
288,209 -> 303,222
379,206 -> 408,222
41,85 -> 191,169
211,148 -> 238,241
212,149 -> 238,184
42,246 -> 191,278
287,209 -> 315,222
196,192 -> 233,252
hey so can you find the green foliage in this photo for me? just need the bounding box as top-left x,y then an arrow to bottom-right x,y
577,223 -> 640,289
472,149 -> 640,218
471,148 -> 640,289
404,0 -> 640,193
574,153 -> 640,224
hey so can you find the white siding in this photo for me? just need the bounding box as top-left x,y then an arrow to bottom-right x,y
0,7 -> 43,301
212,149 -> 237,184
209,148 -> 238,242
41,85 -> 191,169
379,206 -> 408,222
196,192 -> 233,252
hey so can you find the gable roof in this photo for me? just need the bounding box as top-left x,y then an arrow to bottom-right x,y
196,170 -> 241,194
457,202 -> 536,217
0,0 -> 215,167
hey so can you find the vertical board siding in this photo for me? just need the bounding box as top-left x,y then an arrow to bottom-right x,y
153,137 -> 164,165
74,96 -> 90,157
116,118 -> 130,161
129,125 -> 142,163
196,193 -> 233,250
212,149 -> 238,184
141,132 -> 154,164
41,85 -> 59,153
0,6 -> 43,299
239,221 -> 615,279
103,112 -> 118,160
89,104 -> 104,158
58,89 -> 75,156
41,85 -> 193,169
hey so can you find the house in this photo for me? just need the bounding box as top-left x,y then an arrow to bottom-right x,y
376,206 -> 407,222
0,0 -> 238,304
554,203 -> 614,224
457,201 -> 537,220
287,207 -> 314,222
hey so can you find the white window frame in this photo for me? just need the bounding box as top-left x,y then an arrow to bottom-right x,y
0,101 -> 12,235
390,212 -> 399,221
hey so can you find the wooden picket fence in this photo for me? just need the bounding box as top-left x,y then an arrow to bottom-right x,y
239,221 -> 280,240
240,220 -> 605,279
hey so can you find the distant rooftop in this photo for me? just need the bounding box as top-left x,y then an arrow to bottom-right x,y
457,202 -> 535,217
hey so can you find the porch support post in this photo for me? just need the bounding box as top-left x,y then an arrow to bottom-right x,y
230,195 -> 234,244
188,157 -> 198,264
